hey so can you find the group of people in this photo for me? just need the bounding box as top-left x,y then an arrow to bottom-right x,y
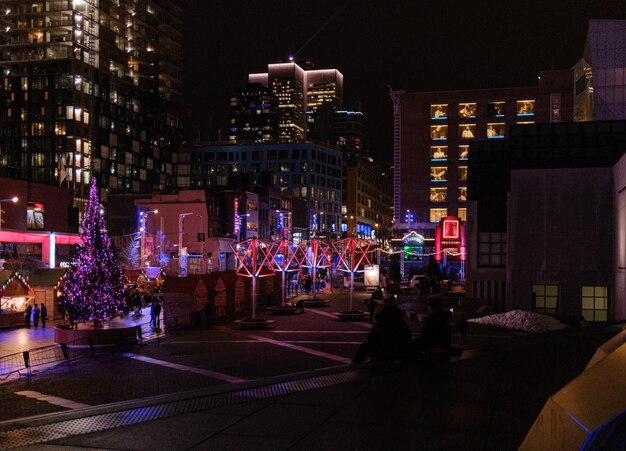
23,303 -> 48,328
353,299 -> 468,363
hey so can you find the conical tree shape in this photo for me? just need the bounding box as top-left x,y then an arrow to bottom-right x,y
59,178 -> 125,322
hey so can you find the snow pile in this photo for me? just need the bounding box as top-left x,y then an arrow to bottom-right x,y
468,310 -> 567,333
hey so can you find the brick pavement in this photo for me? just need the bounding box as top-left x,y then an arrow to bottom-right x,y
0,287 -> 614,450
0,324 -> 616,450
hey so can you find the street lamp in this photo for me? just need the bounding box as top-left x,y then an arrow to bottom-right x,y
195,213 -> 205,274
0,196 -> 18,231
138,209 -> 158,268
178,212 -> 192,276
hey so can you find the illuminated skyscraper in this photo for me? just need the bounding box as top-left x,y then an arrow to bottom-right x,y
249,61 -> 343,142
0,0 -> 184,205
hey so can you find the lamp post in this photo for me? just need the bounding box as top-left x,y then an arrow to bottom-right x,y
0,196 -> 18,231
178,212 -> 192,276
195,214 -> 205,274
138,209 -> 158,268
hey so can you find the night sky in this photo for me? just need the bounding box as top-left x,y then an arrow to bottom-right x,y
183,0 -> 625,161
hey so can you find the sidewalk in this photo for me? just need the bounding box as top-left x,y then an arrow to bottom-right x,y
0,322 -> 617,450
0,307 -> 156,357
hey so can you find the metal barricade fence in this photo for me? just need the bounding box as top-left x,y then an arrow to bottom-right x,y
0,339 -> 85,380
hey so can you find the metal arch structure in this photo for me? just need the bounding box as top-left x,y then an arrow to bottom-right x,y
301,238 -> 332,298
333,236 -> 373,311
269,238 -> 306,305
231,238 -> 275,319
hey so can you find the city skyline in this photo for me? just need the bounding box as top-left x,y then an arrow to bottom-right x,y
184,0 -> 625,160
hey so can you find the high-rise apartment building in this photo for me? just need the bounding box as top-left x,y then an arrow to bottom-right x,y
228,82 -> 279,143
390,70 -> 574,238
0,0 -> 184,204
248,61 -> 343,143
342,154 -> 393,240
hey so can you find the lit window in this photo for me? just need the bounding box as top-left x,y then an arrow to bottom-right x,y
459,103 -> 476,118
430,146 -> 447,160
430,125 -> 448,140
27,202 -> 45,230
487,123 -> 505,138
487,101 -> 505,117
458,187 -> 467,202
458,208 -> 467,221
429,187 -> 447,202
430,208 -> 447,223
459,145 -> 469,160
582,286 -> 608,322
430,104 -> 448,120
516,100 -> 535,116
430,167 -> 448,182
459,124 -> 476,140
532,285 -> 559,315
458,166 -> 467,181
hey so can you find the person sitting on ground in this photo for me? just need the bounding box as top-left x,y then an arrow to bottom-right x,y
410,299 -> 452,353
353,304 -> 412,363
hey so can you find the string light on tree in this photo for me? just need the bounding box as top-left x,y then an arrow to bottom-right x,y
58,178 -> 125,323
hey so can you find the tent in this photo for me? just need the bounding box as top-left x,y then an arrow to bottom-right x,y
0,271 -> 33,328
521,337 -> 626,449
28,268 -> 67,318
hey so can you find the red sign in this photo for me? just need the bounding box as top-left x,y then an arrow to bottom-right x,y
442,219 -> 459,240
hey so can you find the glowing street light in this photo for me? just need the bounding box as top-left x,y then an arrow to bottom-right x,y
0,196 -> 18,231
138,209 -> 158,267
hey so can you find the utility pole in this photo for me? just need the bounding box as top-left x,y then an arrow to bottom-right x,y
179,213 -> 192,276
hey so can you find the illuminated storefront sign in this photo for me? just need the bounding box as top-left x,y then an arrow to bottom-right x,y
435,216 -> 466,262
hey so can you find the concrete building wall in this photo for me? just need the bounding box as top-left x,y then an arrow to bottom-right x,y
613,153 -> 626,320
508,168 -> 614,317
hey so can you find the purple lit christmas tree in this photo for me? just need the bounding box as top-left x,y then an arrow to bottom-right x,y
59,178 -> 125,323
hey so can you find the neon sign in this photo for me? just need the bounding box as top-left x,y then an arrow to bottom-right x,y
442,219 -> 459,240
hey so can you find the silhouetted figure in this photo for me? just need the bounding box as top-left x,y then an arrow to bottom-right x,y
204,301 -> 213,327
295,299 -> 305,313
24,304 -> 32,327
40,304 -> 47,328
32,304 -> 40,327
367,298 -> 377,324
353,304 -> 412,363
455,313 -> 468,345
410,299 -> 452,353
152,300 -> 162,330
133,291 -> 142,315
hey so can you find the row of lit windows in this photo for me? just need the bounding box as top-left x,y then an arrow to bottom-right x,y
429,187 -> 466,203
430,208 -> 466,223
430,100 -> 535,119
431,123 -> 506,140
430,166 -> 467,182
431,145 -> 468,160
531,285 -> 608,322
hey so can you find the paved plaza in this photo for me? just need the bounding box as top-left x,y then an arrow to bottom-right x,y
0,289 -> 619,449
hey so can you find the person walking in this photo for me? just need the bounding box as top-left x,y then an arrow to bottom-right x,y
32,304 -> 40,328
40,303 -> 48,328
204,301 -> 213,327
24,304 -> 32,327
153,299 -> 162,331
